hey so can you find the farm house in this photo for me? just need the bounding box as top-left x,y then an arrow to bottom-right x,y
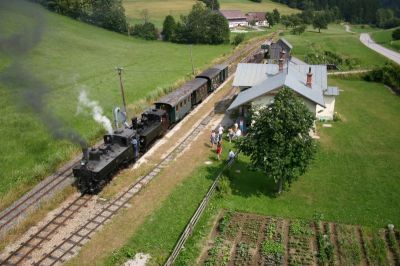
228,59 -> 339,121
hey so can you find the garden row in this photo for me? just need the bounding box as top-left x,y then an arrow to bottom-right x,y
199,211 -> 400,265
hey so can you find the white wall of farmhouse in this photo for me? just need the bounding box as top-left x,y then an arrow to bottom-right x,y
229,20 -> 248,28
251,93 -> 317,116
316,96 -> 336,120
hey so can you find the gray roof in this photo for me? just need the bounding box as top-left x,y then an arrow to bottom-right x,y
269,38 -> 293,61
325,86 -> 340,96
228,62 -> 329,110
219,10 -> 246,20
279,38 -> 293,49
213,64 -> 228,71
197,68 -> 221,79
290,56 -> 307,65
155,78 -> 206,107
233,63 -> 279,87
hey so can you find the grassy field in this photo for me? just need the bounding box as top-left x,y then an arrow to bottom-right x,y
123,0 -> 299,27
349,24 -> 380,33
0,2 -> 234,209
371,27 -> 400,52
282,24 -> 389,69
105,77 -> 400,265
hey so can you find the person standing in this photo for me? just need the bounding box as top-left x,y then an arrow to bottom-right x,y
210,130 -> 216,148
228,150 -> 235,161
239,118 -> 244,133
235,128 -> 242,139
228,128 -> 234,143
218,124 -> 224,142
216,142 -> 222,160
131,137 -> 139,161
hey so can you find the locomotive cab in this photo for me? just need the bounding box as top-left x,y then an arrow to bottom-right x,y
137,109 -> 169,152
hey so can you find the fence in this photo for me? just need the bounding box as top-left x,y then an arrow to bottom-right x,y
163,152 -> 239,266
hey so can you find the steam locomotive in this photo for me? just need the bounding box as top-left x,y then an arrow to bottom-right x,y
73,64 -> 229,194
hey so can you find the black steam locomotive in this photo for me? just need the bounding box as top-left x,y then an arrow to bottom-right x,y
73,64 -> 229,194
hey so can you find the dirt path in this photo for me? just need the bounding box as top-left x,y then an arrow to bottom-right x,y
360,33 -> 400,65
344,24 -> 355,34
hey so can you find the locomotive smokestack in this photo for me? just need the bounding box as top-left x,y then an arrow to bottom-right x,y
81,147 -> 89,165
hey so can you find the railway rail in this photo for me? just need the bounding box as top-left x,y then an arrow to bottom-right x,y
0,33 -> 277,266
0,196 -> 91,265
0,159 -> 79,235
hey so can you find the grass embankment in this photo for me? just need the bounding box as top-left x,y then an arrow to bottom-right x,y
103,78 -> 400,265
0,2 -> 233,209
123,0 -> 299,27
371,27 -> 400,52
283,24 -> 388,69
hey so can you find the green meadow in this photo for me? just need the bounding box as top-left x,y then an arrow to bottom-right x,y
123,0 -> 299,28
283,24 -> 389,69
0,2 -> 234,208
371,27 -> 400,52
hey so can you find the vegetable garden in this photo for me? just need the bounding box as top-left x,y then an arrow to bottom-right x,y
199,211 -> 400,265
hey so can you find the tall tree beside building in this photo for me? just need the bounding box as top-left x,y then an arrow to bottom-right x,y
91,0 -> 127,33
200,0 -> 220,10
236,88 -> 316,195
171,3 -> 229,44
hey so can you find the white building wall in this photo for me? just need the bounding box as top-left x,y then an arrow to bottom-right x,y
229,20 -> 248,28
255,20 -> 269,26
316,96 -> 336,120
251,94 -> 317,116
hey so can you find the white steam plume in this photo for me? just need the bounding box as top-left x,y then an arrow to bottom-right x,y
77,90 -> 113,134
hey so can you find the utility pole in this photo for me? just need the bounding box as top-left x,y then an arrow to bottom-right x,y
190,45 -> 195,75
116,67 -> 127,115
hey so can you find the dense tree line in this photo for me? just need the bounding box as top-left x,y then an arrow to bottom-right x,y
271,0 -> 400,27
33,0 -> 127,33
162,3 -> 229,44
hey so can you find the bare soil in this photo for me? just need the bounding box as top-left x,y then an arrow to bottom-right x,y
200,212 -> 400,266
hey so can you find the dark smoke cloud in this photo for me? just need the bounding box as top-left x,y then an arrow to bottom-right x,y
0,0 -> 87,148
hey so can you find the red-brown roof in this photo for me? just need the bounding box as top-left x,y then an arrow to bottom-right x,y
219,10 -> 246,20
246,12 -> 266,22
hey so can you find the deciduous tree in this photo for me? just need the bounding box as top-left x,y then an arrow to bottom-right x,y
236,88 -> 316,194
162,15 -> 176,41
313,12 -> 328,32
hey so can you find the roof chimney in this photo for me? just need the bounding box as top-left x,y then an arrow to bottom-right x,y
278,49 -> 286,72
306,67 -> 313,87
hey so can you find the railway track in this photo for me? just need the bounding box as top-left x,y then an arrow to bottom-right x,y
0,33 -> 275,265
0,159 -> 79,235
0,195 -> 91,265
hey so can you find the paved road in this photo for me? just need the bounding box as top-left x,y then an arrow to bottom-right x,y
360,33 -> 400,65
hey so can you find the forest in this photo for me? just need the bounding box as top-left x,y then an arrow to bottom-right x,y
271,0 -> 400,25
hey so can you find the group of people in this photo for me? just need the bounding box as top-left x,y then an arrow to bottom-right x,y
210,122 -> 243,161
227,122 -> 243,143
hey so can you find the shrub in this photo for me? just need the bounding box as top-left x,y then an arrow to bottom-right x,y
393,28 -> 400,41
291,24 -> 306,35
216,175 -> 231,197
364,63 -> 400,94
232,34 -> 245,46
132,22 -> 158,40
